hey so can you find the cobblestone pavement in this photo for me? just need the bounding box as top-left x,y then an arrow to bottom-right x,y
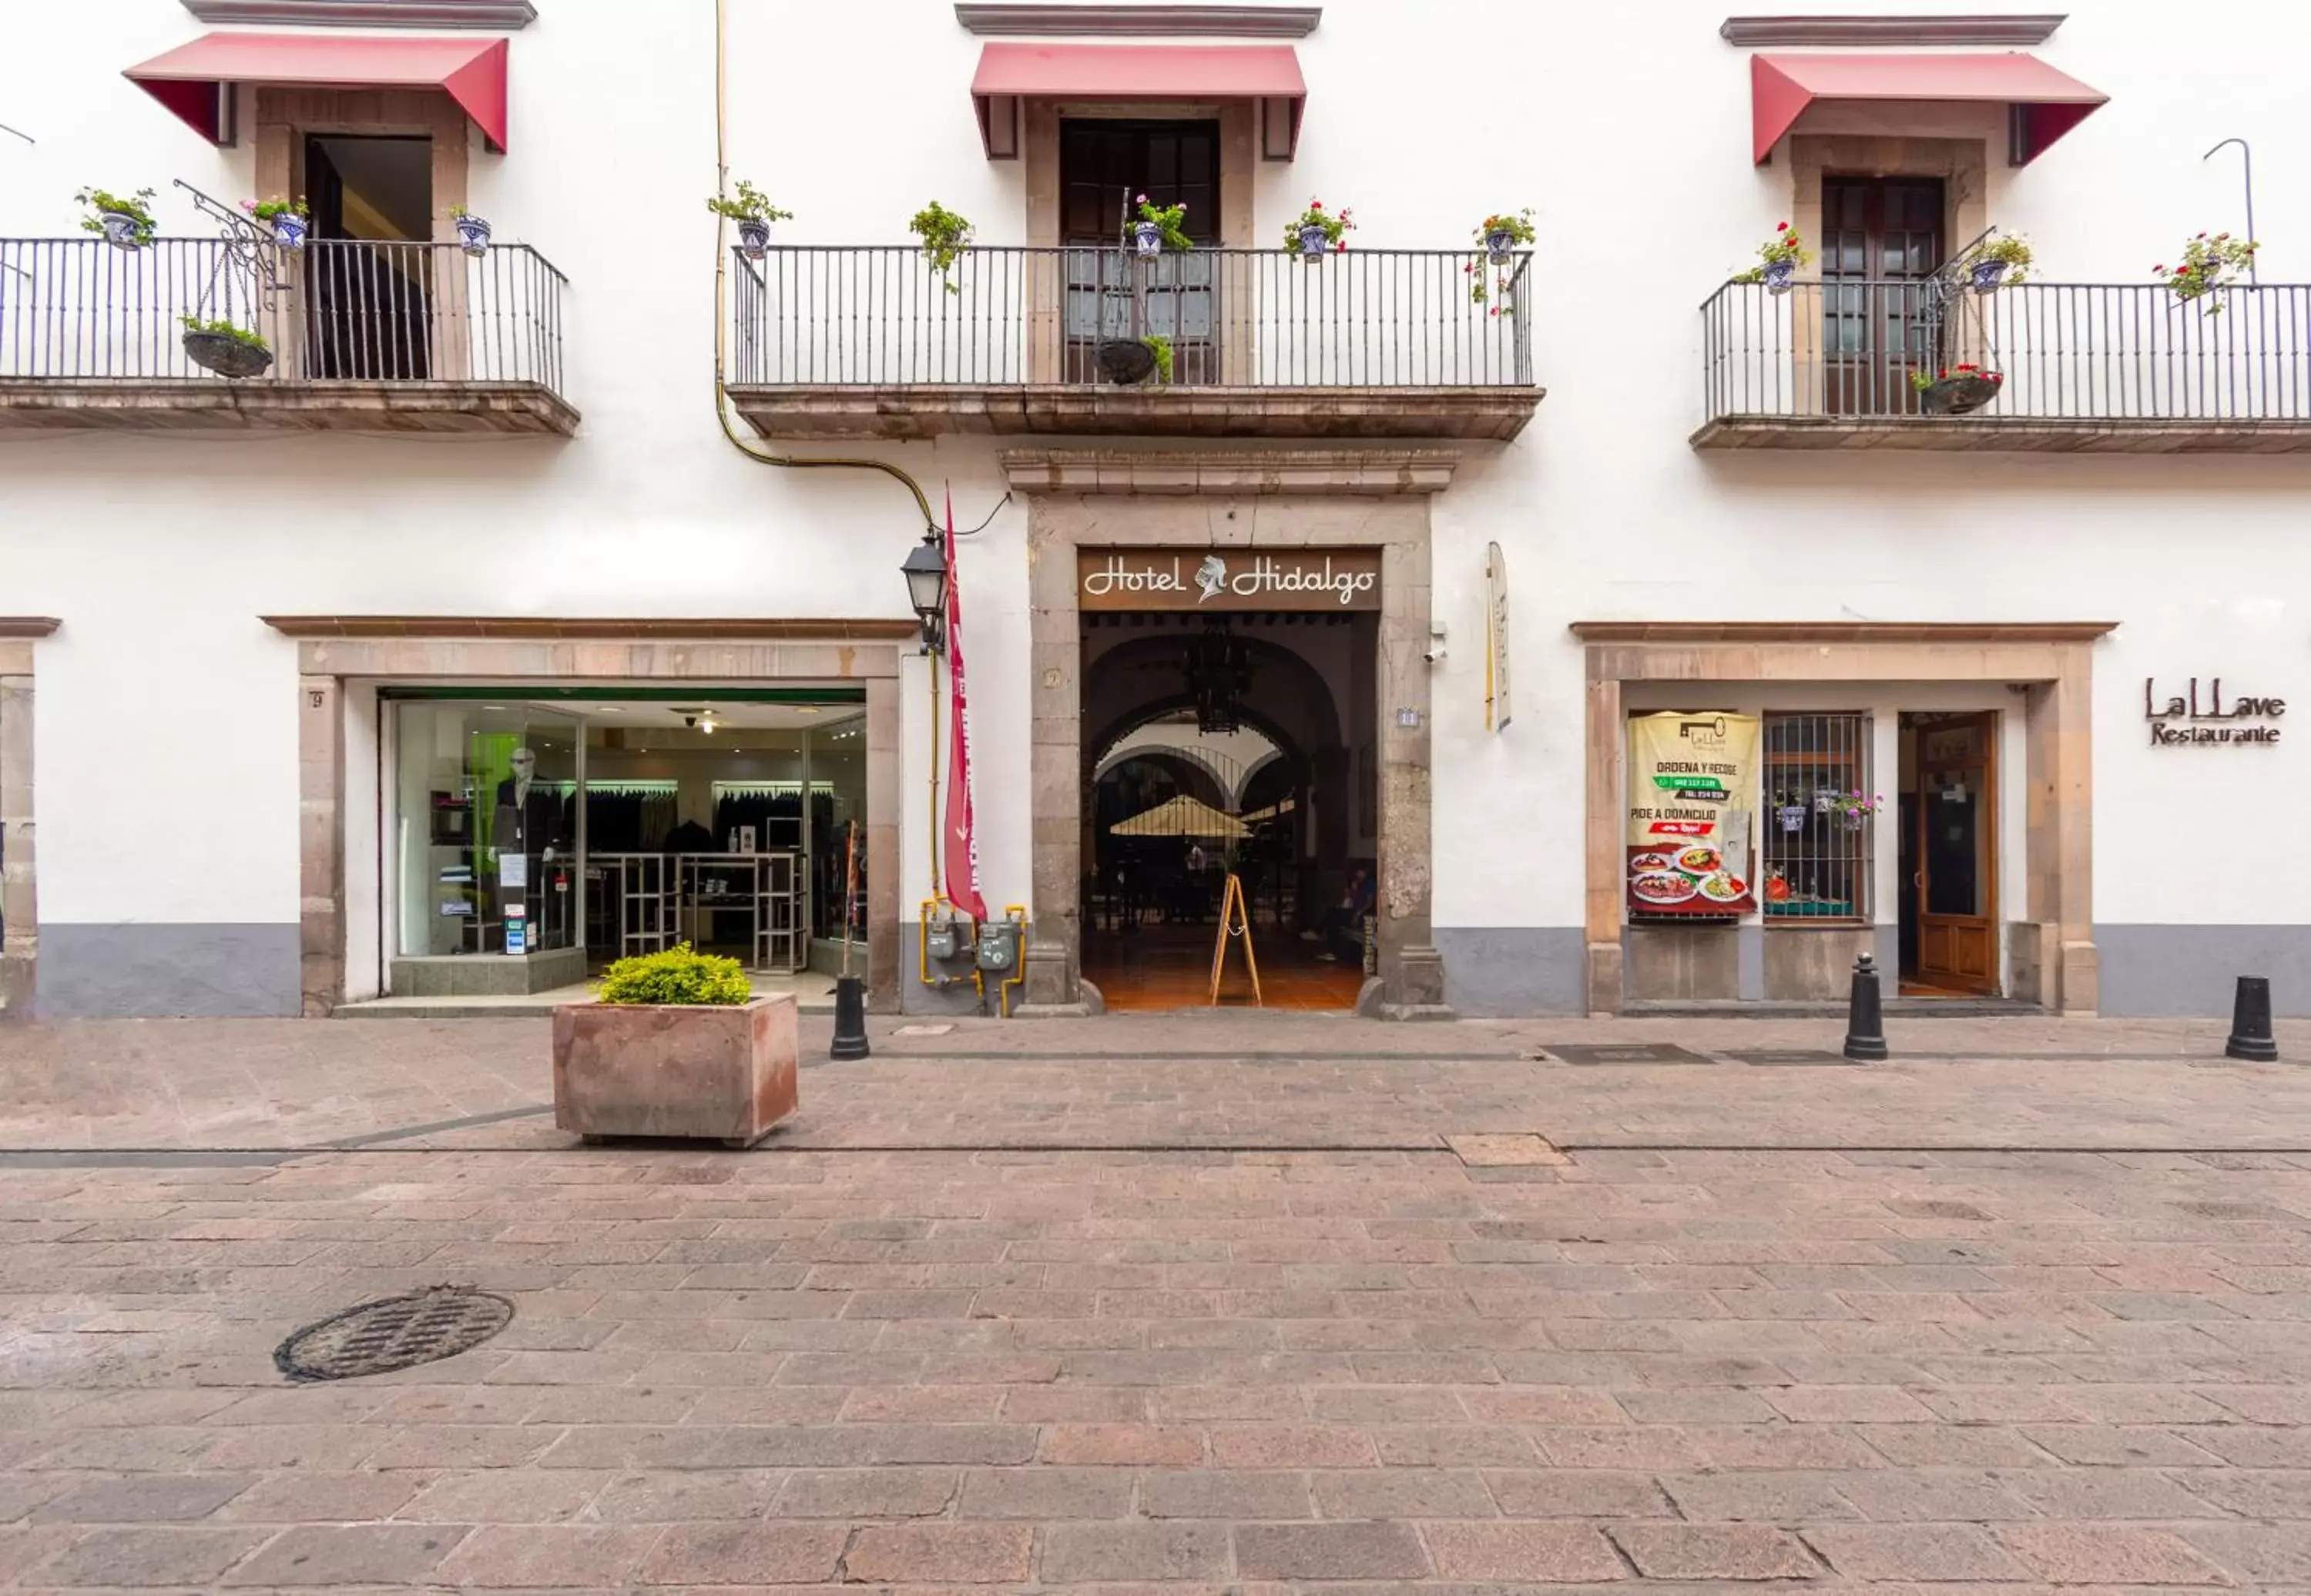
4,1018 -> 2311,1590
2,1013 -> 2309,1152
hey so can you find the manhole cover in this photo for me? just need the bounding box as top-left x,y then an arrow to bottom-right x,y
1540,1043 -> 1714,1065
274,1286 -> 513,1383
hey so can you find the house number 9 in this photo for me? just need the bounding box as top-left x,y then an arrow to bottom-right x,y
308,690 -> 324,709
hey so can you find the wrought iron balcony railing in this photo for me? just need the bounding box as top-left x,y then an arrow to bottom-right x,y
730,245 -> 1535,389
0,236 -> 569,396
1700,277 -> 2311,437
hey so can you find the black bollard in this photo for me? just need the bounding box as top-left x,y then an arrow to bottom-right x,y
2225,975 -> 2279,1062
829,974 -> 870,1060
1843,952 -> 1888,1062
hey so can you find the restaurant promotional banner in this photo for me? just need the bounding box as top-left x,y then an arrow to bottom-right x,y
1625,712 -> 1759,917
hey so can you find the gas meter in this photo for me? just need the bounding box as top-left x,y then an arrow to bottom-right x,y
925,906 -> 966,962
976,914 -> 1022,974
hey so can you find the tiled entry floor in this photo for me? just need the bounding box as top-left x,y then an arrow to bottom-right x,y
1084,923 -> 1366,1012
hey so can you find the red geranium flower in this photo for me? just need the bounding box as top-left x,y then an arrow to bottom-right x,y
1776,221 -> 1789,232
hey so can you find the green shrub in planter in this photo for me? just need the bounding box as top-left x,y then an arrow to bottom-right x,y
597,943 -> 750,1006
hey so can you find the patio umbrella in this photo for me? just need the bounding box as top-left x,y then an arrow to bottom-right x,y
1109,795 -> 1249,840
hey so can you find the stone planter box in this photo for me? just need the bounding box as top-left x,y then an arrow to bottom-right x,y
552,994 -> 798,1148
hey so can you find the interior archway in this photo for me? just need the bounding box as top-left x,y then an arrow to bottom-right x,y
1075,612 -> 1374,1011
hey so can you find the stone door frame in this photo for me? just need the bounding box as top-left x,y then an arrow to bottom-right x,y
264,618 -> 912,1017
1575,621 -> 2112,1016
1002,448 -> 1457,1018
0,619 -> 55,1015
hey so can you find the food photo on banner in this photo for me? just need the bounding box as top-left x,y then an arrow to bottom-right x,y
1625,712 -> 1759,917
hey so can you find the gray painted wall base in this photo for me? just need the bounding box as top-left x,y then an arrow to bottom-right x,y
39,923 -> 300,1018
2096,925 -> 2311,1017
1434,927 -> 1586,1017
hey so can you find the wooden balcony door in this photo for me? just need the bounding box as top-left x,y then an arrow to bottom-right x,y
1059,119 -> 1220,384
1908,712 -> 2000,994
1823,176 -> 1944,415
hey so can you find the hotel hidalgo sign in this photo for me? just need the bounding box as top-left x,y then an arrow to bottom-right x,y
1077,548 -> 1381,613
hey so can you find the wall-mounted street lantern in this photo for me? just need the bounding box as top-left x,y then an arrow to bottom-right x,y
901,529 -> 948,654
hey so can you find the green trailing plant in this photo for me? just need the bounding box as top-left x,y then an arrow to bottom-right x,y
75,186 -> 156,242
910,200 -> 974,293
1140,334 -> 1173,383
596,942 -> 752,1006
1467,207 -> 1536,307
1134,193 -> 1192,252
1284,198 -> 1354,253
179,315 -> 268,352
1733,220 -> 1813,283
241,196 -> 307,223
1967,231 -> 2034,283
2157,231 -> 2259,313
703,179 -> 793,226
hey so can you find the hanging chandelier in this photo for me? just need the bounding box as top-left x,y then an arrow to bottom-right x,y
1183,622 -> 1253,735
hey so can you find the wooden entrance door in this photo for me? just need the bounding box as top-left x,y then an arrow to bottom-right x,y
1059,119 -> 1221,384
1823,176 -> 1944,415
1912,712 -> 1998,993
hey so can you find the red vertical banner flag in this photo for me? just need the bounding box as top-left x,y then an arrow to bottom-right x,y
941,494 -> 988,920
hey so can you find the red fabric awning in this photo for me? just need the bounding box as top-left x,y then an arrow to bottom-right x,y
124,32 -> 510,153
970,42 -> 1305,157
1751,52 -> 2107,166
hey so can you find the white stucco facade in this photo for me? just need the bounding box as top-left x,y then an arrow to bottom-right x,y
3,0 -> 2307,1018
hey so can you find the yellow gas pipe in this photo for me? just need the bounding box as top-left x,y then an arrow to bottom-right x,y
709,0 -> 951,921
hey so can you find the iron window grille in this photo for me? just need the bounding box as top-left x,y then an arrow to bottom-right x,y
1762,712 -> 1873,922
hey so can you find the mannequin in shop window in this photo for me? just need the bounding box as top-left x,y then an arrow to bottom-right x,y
494,748 -> 569,862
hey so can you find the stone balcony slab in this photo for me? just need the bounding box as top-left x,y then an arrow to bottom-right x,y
728,383 -> 1541,442
0,379 -> 579,437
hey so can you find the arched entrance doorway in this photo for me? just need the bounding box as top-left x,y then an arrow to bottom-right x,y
1078,615 -> 1374,1010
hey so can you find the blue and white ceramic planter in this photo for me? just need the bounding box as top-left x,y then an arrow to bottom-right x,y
99,211 -> 146,250
1971,257 -> 2009,293
736,217 -> 769,260
1763,256 -> 1796,295
1133,220 -> 1162,257
454,213 -> 493,256
1296,222 -> 1331,259
1484,229 -> 1518,264
270,213 -> 307,249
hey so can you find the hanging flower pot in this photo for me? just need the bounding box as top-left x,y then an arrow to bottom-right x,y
1474,209 -> 1535,267
245,197 -> 310,248
1843,810 -> 1867,832
1970,257 -> 2008,293
77,187 -> 159,252
179,317 -> 273,379
1133,220 -> 1163,257
706,181 -> 794,266
1285,200 -> 1353,262
453,212 -> 492,256
1913,364 -> 2004,416
1736,222 -> 1813,296
1095,338 -> 1158,385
